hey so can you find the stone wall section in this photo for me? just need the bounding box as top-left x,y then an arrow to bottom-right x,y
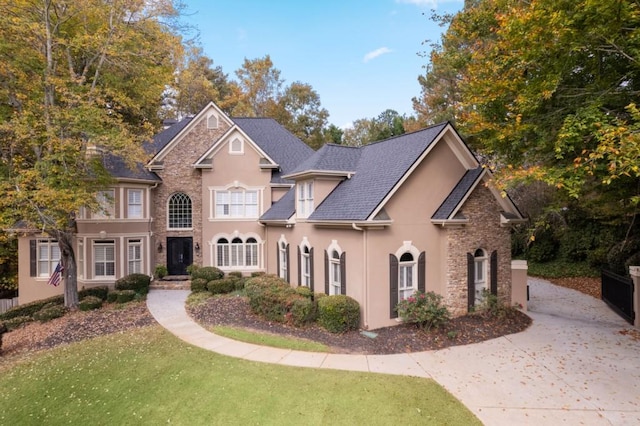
152,117 -> 231,268
444,184 -> 513,316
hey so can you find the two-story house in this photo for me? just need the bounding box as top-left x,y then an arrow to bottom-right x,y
16,101 -> 526,330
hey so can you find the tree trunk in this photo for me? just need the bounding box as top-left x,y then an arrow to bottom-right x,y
58,231 -> 78,308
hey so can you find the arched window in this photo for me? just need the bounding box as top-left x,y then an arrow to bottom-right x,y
474,248 -> 488,304
329,250 -> 341,295
168,192 -> 192,229
279,240 -> 288,280
245,238 -> 258,267
216,238 -> 229,267
207,114 -> 218,129
230,237 -> 243,267
398,252 -> 416,300
301,246 -> 311,287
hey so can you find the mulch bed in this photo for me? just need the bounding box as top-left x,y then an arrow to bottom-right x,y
187,295 -> 532,355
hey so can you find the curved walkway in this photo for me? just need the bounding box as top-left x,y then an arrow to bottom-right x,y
147,278 -> 640,426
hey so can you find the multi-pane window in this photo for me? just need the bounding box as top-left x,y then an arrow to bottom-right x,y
168,192 -> 192,229
38,239 -> 60,277
128,189 -> 143,219
279,241 -> 288,280
94,240 -> 115,277
399,252 -> 416,300
128,239 -> 142,274
301,246 -> 311,287
474,248 -> 488,303
95,190 -> 115,218
215,190 -> 258,218
216,237 -> 259,268
78,240 -> 84,279
297,181 -> 314,218
329,250 -> 341,295
216,238 -> 229,267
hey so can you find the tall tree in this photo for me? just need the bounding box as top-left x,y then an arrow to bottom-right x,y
233,55 -> 283,117
0,0 -> 183,307
417,0 -> 640,207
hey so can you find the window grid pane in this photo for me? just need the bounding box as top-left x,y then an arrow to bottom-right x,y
94,242 -> 115,277
128,190 -> 143,218
169,193 -> 192,228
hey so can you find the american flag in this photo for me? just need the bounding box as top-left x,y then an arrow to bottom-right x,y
48,262 -> 63,286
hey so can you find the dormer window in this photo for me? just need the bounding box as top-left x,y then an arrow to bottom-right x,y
297,180 -> 314,218
229,137 -> 243,154
207,113 -> 218,129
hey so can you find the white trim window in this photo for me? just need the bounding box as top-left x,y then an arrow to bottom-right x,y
94,189 -> 115,219
301,245 -> 311,287
78,239 -> 84,279
207,113 -> 218,129
297,180 -> 314,218
245,238 -> 258,267
329,250 -> 341,295
38,239 -> 60,277
94,240 -> 115,277
168,192 -> 192,229
215,189 -> 258,219
474,248 -> 488,303
229,137 -> 244,154
127,189 -> 143,219
279,241 -> 288,280
216,238 -> 230,267
398,252 -> 416,300
128,239 -> 143,274
216,236 -> 259,269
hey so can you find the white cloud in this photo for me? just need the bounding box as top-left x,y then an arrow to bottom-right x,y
363,47 -> 393,63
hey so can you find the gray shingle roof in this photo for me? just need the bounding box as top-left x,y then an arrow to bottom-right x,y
233,118 -> 314,184
260,186 -> 296,222
287,143 -> 361,175
307,123 -> 449,221
143,117 -> 193,157
431,167 -> 484,220
103,152 -> 160,182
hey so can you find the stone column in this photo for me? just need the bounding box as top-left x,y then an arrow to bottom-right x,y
511,260 -> 528,312
629,266 -> 640,328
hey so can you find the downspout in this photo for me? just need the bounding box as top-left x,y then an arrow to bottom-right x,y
148,181 -> 160,280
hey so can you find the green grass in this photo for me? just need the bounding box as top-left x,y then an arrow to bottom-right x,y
0,326 -> 480,426
211,325 -> 330,352
528,259 -> 600,278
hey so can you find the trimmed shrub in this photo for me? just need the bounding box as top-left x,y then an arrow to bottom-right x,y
244,274 -> 307,323
191,266 -> 224,282
115,273 -> 151,295
2,316 -> 32,331
33,305 -> 67,323
78,296 -> 103,312
116,290 -> 136,304
317,295 -> 360,333
106,292 -> 119,303
290,297 -> 317,326
191,278 -> 208,293
228,271 -> 243,279
0,295 -> 64,321
295,286 -> 313,299
250,271 -> 266,277
234,277 -> 247,291
155,264 -> 168,279
207,278 -> 236,295
79,286 -> 109,301
396,291 -> 450,331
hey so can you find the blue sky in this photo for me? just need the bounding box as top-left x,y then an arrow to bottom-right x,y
181,0 -> 464,128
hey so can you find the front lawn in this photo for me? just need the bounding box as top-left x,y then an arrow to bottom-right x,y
0,326 -> 480,425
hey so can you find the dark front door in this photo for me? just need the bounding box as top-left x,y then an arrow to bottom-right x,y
167,237 -> 193,275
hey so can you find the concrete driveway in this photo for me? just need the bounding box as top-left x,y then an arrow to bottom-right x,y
147,278 -> 640,425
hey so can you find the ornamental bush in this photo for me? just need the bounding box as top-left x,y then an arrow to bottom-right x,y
78,296 -> 103,312
155,264 -> 168,279
190,266 -> 224,282
289,297 -> 317,326
33,304 -> 67,323
116,290 -> 136,304
244,274 -> 308,324
207,278 -> 236,295
79,286 -> 109,301
2,316 -> 32,331
317,295 -> 360,333
115,273 -> 151,295
106,292 -> 119,303
0,295 -> 64,320
190,278 -> 208,293
395,291 -> 450,331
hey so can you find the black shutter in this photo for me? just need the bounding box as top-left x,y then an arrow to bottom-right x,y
297,245 -> 302,286
276,242 -> 280,279
30,240 -> 37,277
418,251 -> 426,293
490,250 -> 498,296
340,252 -> 347,295
390,254 -> 399,318
324,250 -> 329,294
285,244 -> 290,283
309,248 -> 315,292
467,252 -> 475,311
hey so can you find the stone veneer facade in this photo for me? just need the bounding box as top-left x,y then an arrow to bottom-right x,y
152,116 -> 232,268
444,184 -> 513,316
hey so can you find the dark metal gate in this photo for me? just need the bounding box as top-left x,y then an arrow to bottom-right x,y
601,269 -> 635,324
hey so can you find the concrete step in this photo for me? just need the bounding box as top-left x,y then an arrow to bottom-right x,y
150,280 -> 191,290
